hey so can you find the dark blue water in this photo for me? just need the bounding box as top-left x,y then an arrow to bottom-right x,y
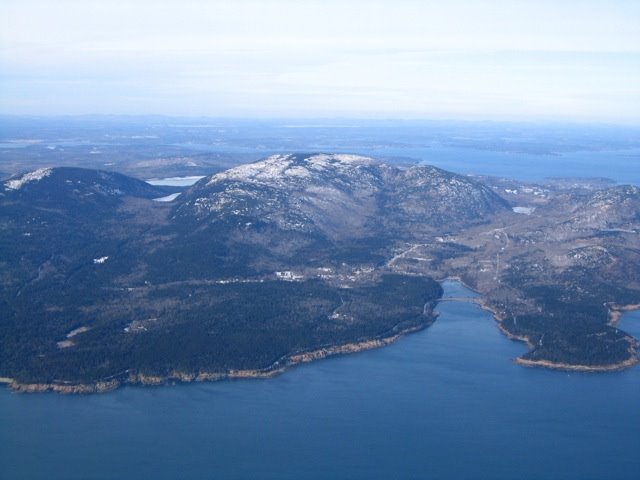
1,281 -> 638,480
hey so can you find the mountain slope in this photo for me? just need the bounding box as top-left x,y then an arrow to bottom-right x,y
2,166 -> 167,206
176,153 -> 509,236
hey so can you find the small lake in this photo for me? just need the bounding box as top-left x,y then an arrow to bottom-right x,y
1,281 -> 638,480
146,175 -> 205,187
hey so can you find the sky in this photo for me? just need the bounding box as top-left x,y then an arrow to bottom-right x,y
1,0 -> 639,122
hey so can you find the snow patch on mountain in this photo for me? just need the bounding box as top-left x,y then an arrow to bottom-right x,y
306,153 -> 375,167
208,154 -> 377,188
4,168 -> 52,191
209,154 -> 293,185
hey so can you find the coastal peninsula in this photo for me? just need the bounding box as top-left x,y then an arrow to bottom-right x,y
1,154 -> 639,392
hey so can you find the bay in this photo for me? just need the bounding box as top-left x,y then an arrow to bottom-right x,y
168,144 -> 640,186
1,281 -> 638,480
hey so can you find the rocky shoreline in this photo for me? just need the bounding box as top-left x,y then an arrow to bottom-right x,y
495,304 -> 638,373
514,344 -> 639,372
3,323 -> 429,394
5,296 -> 639,394
607,303 -> 640,325
441,278 -> 640,373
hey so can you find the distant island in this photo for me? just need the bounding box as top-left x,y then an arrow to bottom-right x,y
1,154 -> 638,393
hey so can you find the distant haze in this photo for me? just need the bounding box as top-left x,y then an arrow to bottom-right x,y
1,0 -> 639,122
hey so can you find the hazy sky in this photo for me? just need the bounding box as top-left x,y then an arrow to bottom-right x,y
1,0 -> 639,121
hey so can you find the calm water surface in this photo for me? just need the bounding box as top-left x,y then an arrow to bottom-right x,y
1,281 -> 639,480
170,144 -> 640,185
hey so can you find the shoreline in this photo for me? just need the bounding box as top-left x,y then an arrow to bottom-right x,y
438,276 -> 534,349
440,277 -> 639,372
607,303 -> 640,326
5,322 -> 429,394
6,287 -> 640,393
515,344 -> 639,372
494,304 -> 639,372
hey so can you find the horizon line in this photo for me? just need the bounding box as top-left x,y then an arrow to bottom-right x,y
1,113 -> 639,128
